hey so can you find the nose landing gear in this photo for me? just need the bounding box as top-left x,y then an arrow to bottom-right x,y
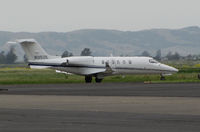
160,74 -> 166,80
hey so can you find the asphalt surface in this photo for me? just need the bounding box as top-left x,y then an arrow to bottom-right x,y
1,83 -> 200,97
1,83 -> 200,132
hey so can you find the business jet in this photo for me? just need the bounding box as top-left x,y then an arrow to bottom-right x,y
17,39 -> 178,83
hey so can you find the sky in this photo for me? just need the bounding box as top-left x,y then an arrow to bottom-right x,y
0,0 -> 199,32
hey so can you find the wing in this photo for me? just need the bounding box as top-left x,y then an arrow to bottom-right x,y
84,62 -> 114,75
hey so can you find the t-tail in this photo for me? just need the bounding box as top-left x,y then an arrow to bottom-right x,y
17,39 -> 60,61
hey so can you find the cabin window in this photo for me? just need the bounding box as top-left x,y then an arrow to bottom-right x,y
117,60 -> 120,64
102,60 -> 105,64
128,60 -> 132,64
149,59 -> 158,64
123,60 -> 126,64
112,60 -> 115,64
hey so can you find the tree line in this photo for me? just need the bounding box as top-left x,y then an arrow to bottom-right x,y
0,47 -> 92,64
61,48 -> 92,57
1,47 -> 200,64
0,46 -> 17,64
63,48 -> 200,61
141,49 -> 200,61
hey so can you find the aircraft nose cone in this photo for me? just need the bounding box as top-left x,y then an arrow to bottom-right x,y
170,67 -> 179,73
160,64 -> 178,73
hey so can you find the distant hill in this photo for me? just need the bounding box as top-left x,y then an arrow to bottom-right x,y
0,26 -> 200,61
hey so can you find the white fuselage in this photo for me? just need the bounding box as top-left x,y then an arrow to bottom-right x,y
18,38 -> 178,82
29,56 -> 178,76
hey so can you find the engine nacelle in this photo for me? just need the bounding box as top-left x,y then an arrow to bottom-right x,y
62,56 -> 94,66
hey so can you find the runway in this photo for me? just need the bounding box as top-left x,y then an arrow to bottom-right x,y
1,83 -> 200,132
1,83 -> 200,97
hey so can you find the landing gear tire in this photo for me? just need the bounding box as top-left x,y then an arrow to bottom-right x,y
85,76 -> 92,83
160,75 -> 165,80
95,78 -> 103,83
198,74 -> 200,80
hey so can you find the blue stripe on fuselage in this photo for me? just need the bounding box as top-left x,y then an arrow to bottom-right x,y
28,62 -> 173,72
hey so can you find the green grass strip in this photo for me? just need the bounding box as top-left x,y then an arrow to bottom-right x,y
0,68 -> 200,84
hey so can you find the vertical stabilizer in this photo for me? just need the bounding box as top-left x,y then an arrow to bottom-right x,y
17,39 -> 60,61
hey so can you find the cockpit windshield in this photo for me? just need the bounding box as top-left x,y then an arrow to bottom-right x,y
149,59 -> 159,64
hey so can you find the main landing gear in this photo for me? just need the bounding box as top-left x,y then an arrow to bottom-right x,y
85,76 -> 92,83
95,78 -> 103,83
85,76 -> 103,83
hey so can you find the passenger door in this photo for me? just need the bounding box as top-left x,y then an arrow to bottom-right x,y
110,58 -> 116,70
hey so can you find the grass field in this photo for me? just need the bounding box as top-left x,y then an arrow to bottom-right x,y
0,67 -> 200,84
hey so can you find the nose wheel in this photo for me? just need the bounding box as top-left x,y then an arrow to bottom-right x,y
160,74 -> 165,80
